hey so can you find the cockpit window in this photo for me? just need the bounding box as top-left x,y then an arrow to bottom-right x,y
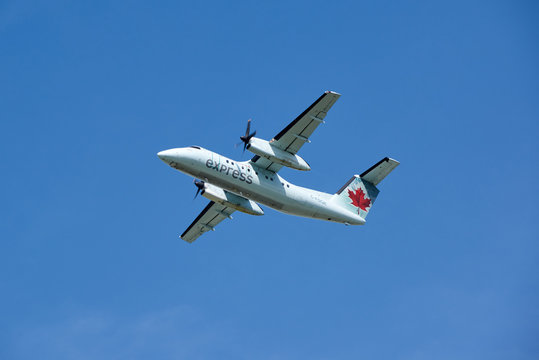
189,146 -> 201,149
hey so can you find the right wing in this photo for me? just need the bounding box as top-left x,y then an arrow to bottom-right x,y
250,91 -> 341,173
180,201 -> 236,243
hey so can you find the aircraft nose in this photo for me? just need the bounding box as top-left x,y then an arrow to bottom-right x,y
157,149 -> 177,162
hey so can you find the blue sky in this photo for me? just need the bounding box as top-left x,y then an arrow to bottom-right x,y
1,0 -> 538,359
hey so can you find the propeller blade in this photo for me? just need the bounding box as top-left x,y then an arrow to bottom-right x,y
193,179 -> 205,199
245,118 -> 251,137
237,119 -> 255,153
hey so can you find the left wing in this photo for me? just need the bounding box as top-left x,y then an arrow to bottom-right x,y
250,91 -> 341,173
180,201 -> 236,243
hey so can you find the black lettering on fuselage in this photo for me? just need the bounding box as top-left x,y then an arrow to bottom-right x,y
206,158 -> 253,185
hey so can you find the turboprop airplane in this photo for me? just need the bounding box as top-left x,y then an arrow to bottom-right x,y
158,91 -> 399,243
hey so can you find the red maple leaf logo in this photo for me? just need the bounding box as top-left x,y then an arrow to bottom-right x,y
348,187 -> 371,214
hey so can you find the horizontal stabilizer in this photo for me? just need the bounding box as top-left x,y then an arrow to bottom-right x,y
360,157 -> 399,185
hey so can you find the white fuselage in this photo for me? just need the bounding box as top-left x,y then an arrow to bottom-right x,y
158,147 -> 365,225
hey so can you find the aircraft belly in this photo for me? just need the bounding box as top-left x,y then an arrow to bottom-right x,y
190,160 -> 359,224
197,169 -> 284,210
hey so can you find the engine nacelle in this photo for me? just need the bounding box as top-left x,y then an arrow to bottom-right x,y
202,183 -> 264,216
247,137 -> 311,171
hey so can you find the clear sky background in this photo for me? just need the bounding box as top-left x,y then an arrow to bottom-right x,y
1,1 -> 538,359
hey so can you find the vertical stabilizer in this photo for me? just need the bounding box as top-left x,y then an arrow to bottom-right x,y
333,157 -> 399,219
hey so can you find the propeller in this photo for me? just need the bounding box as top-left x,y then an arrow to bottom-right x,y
193,179 -> 205,199
236,118 -> 256,152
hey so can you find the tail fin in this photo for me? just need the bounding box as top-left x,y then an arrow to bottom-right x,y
333,157 -> 399,219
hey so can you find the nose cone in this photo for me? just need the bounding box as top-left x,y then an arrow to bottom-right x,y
157,149 -> 177,163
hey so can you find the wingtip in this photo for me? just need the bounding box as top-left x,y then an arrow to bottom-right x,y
179,235 -> 195,243
325,90 -> 341,96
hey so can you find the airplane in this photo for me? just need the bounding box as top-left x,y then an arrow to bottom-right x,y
157,91 -> 399,243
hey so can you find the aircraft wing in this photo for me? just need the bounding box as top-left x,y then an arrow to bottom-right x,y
180,201 -> 236,243
250,91 -> 341,173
